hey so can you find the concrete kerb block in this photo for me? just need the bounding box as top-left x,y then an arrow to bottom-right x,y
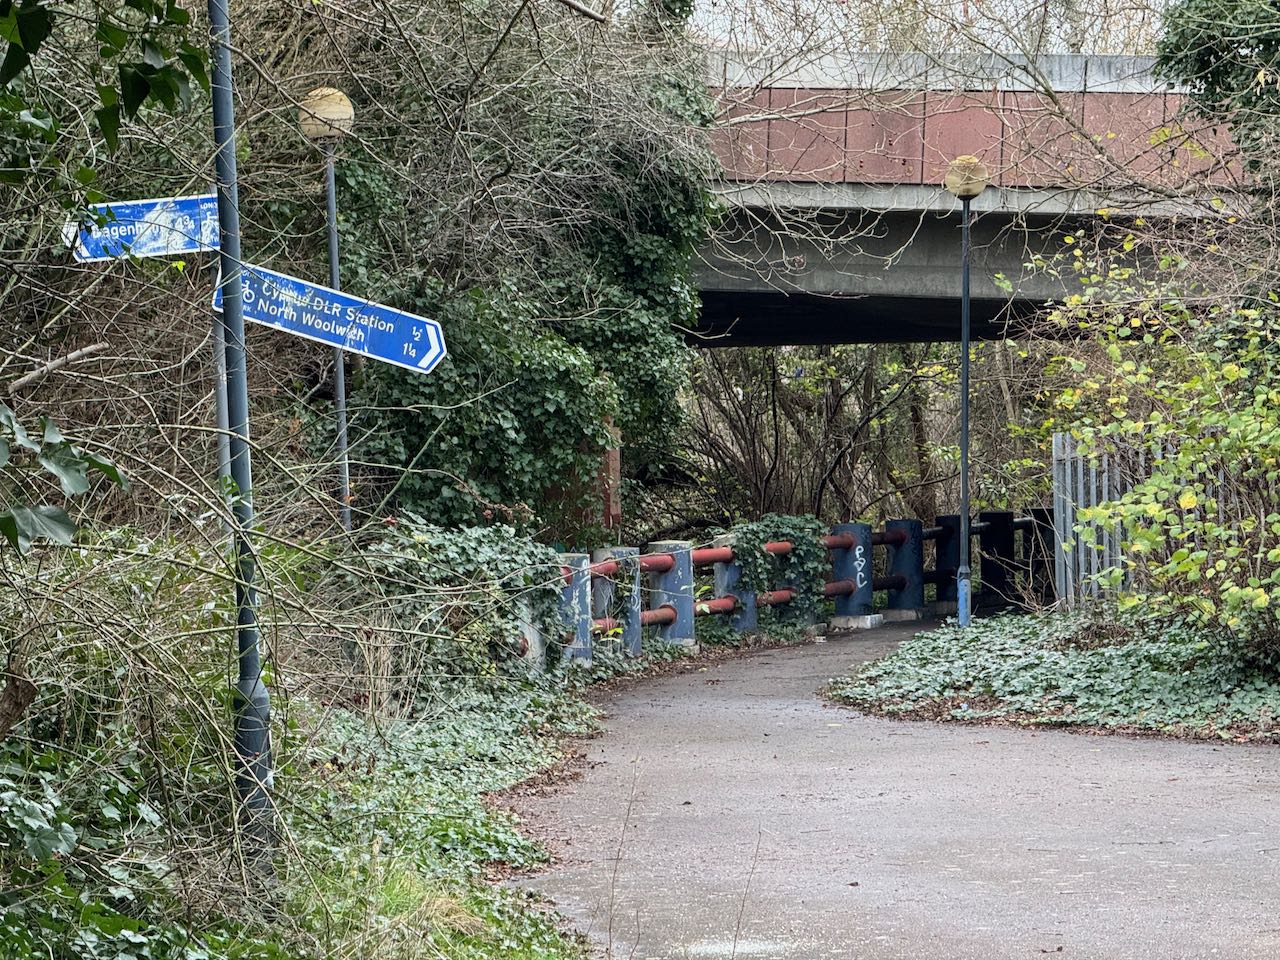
712,533 -> 757,634
647,540 -> 697,652
829,613 -> 885,631
558,553 -> 592,666
881,608 -> 924,622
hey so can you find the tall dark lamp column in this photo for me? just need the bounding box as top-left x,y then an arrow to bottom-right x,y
943,155 -> 991,627
300,87 -> 356,531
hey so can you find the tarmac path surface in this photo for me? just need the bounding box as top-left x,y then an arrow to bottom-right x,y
510,624 -> 1280,960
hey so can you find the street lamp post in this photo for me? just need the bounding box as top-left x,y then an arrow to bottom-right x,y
943,156 -> 990,628
300,87 -> 356,531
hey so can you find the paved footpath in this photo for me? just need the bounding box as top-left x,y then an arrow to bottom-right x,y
511,625 -> 1280,960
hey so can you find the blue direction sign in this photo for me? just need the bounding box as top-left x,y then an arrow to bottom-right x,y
212,263 -> 447,375
64,193 -> 220,263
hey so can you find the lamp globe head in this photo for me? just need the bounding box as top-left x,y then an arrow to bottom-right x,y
299,87 -> 354,141
943,155 -> 990,199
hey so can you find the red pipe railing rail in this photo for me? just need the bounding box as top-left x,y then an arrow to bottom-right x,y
696,596 -> 738,616
638,553 -> 674,574
692,545 -> 734,565
871,528 -> 908,547
640,604 -> 676,627
757,588 -> 795,607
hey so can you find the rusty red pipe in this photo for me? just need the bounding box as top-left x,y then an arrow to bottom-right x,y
695,596 -> 738,616
639,554 -> 675,574
640,604 -> 677,627
691,545 -> 735,565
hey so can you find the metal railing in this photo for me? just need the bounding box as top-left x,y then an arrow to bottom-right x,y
548,511 -> 1055,666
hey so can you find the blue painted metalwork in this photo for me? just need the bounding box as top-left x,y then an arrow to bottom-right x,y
712,536 -> 757,634
885,519 -> 925,613
213,262 -> 447,375
935,514 -> 961,605
66,193 -> 219,262
648,541 -> 695,647
831,522 -> 874,617
559,553 -> 592,665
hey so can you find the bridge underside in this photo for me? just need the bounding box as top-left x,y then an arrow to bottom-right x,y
695,289 -> 1035,345
690,185 -> 1105,347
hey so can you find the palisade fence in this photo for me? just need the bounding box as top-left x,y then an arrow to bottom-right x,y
1051,430 -> 1214,606
537,511 -> 1056,667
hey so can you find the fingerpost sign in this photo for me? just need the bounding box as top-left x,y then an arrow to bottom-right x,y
212,263 -> 447,374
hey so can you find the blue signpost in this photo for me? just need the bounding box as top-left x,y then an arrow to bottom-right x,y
64,194 -> 220,262
212,263 -> 447,374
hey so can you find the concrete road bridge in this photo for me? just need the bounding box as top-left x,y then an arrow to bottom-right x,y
695,52 -> 1235,345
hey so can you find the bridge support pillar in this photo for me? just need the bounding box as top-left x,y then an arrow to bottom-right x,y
559,553 -> 592,666
648,541 -> 697,652
884,519 -> 925,621
713,534 -> 756,635
830,522 -> 881,631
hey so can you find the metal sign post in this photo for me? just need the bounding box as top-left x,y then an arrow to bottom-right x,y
207,0 -> 272,861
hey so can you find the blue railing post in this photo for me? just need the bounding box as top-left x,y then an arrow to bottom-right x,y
884,519 -> 925,621
934,514 -> 961,616
980,511 -> 1016,608
712,534 -> 757,634
516,593 -> 545,671
591,548 -> 615,621
593,546 -> 641,657
830,522 -> 882,630
1029,507 -> 1056,606
648,540 -> 696,651
559,553 -> 592,665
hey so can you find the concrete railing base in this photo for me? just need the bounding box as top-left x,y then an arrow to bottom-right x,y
881,609 -> 923,622
933,600 -> 958,616
829,614 -> 884,631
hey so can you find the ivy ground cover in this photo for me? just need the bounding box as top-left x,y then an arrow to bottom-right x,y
830,614 -> 1280,741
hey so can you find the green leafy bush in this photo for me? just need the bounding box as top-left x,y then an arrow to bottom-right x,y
339,514 -> 567,691
1043,241 -> 1280,645
730,513 -> 828,620
833,614 -> 1280,737
0,404 -> 126,551
354,288 -> 620,536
